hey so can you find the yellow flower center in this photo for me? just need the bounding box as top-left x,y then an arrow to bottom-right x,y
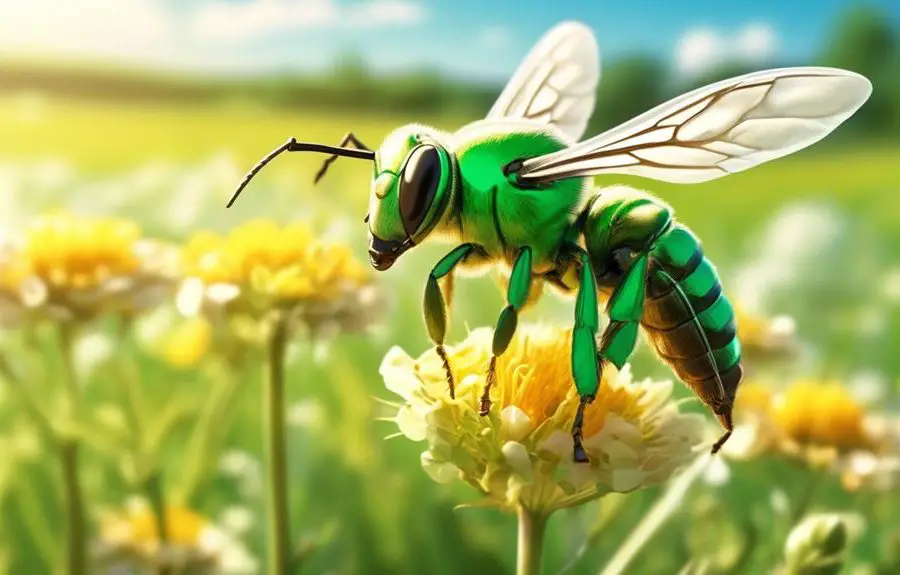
448,327 -> 647,434
101,504 -> 210,550
14,213 -> 141,290
181,220 -> 369,301
772,380 -> 870,450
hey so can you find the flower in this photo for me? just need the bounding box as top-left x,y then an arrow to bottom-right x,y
783,513 -> 864,575
0,213 -> 177,324
176,220 -> 382,343
380,324 -> 706,514
733,304 -> 799,366
159,316 -> 213,368
724,379 -> 900,491
96,498 -> 257,574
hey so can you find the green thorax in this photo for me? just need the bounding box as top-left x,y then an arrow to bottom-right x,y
443,121 -> 588,273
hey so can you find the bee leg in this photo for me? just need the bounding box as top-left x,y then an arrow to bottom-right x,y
424,244 -> 476,399
572,248 -> 652,463
570,248 -> 601,462
314,132 -> 371,184
480,247 -> 533,416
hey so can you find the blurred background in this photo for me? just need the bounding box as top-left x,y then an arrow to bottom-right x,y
1,0 -> 899,573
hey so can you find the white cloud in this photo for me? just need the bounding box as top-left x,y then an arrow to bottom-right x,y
0,0 -> 177,61
0,0 -> 425,67
192,0 -> 425,43
675,22 -> 778,76
675,27 -> 720,76
736,22 -> 777,62
479,25 -> 511,50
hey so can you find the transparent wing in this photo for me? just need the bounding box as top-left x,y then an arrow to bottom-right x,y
487,21 -> 600,141
515,67 -> 872,185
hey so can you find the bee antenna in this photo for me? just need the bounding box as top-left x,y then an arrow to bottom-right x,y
226,137 -> 375,208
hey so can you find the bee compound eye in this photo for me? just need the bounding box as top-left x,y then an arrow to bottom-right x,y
399,145 -> 441,236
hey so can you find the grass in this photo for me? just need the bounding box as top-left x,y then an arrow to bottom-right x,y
1,95 -> 900,574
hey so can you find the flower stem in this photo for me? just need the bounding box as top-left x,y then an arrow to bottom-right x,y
145,472 -> 172,575
178,359 -> 245,505
58,324 -> 88,575
264,317 -> 291,575
517,506 -> 548,575
60,441 -> 87,575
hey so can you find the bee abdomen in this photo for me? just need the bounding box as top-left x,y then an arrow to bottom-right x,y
641,225 -> 743,409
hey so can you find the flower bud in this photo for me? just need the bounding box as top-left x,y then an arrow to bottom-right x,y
784,513 -> 849,575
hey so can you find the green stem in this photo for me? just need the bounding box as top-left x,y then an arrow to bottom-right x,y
59,441 -> 87,575
15,475 -> 58,564
145,473 -> 172,575
264,317 -> 290,575
58,324 -> 88,575
177,359 -> 245,505
599,454 -> 710,575
517,506 -> 548,575
0,353 -> 56,444
791,468 -> 824,525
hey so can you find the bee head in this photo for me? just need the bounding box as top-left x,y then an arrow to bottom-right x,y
366,125 -> 454,271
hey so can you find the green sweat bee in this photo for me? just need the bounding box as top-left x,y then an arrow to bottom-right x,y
226,21 -> 872,462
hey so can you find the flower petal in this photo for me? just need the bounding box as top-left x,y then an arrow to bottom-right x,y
395,405 -> 427,442
611,467 -> 646,492
421,451 -> 461,484
500,406 -> 533,442
538,430 -> 572,458
176,278 -> 205,316
502,441 -> 534,482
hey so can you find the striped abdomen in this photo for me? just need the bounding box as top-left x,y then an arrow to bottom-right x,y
642,224 -> 743,420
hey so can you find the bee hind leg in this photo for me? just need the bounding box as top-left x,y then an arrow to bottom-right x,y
570,246 -> 650,463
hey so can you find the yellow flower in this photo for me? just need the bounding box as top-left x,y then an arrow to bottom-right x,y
724,378 -> 900,491
176,220 -> 381,341
733,304 -> 799,366
97,498 -> 257,573
0,214 -> 177,324
381,324 -> 706,514
771,381 -> 870,451
159,317 -> 213,368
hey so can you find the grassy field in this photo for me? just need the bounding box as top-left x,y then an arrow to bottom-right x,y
1,96 -> 900,575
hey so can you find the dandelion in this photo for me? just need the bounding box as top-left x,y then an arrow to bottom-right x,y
176,219 -> 380,342
733,303 -> 799,367
0,213 -> 177,324
176,220 -> 381,575
724,379 -> 900,492
0,213 -> 178,575
381,324 -> 706,574
96,498 -> 257,574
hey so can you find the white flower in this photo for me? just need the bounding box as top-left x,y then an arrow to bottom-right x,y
381,324 -> 707,514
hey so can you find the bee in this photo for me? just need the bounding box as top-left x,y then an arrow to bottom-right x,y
226,21 -> 871,462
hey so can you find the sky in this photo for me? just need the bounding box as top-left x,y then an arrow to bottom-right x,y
1,0 -> 898,81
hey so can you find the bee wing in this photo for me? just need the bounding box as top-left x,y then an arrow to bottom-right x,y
514,67 -> 872,185
487,21 -> 600,142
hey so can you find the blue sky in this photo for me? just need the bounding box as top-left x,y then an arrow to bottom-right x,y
1,0 -> 898,81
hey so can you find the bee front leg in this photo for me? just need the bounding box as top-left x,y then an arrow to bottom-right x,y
571,248 -> 651,462
480,247 -> 533,416
424,244 -> 476,399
